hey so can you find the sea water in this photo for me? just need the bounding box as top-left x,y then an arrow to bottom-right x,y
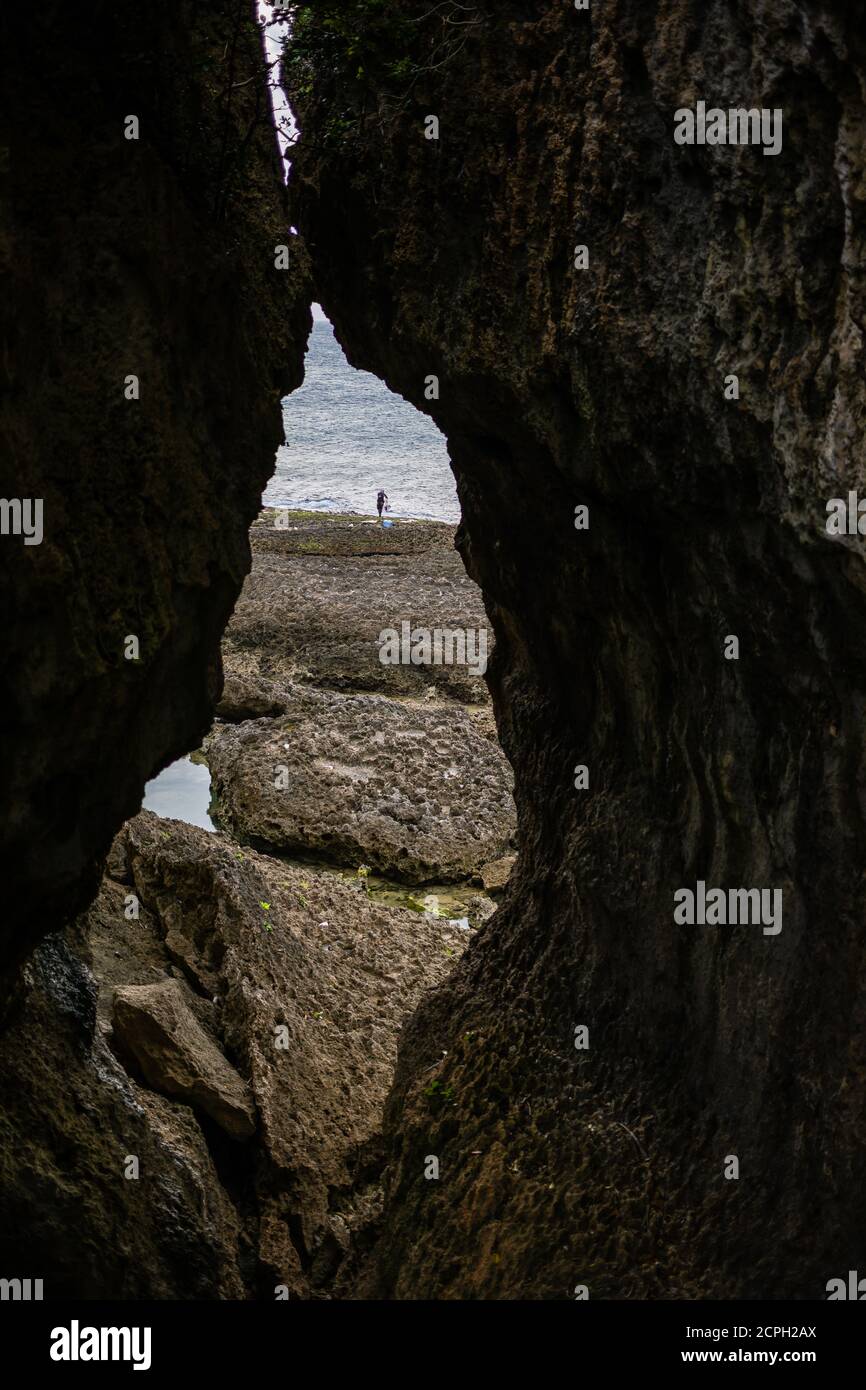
147,311 -> 459,828
142,756 -> 215,832
263,309 -> 460,523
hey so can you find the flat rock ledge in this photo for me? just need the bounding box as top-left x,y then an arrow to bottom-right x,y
205,682 -> 516,883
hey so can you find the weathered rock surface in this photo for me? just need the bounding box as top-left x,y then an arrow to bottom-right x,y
476,855 -> 516,895
0,811 -> 468,1297
289,1 -> 866,1298
0,931 -> 246,1298
0,1 -> 309,973
216,673 -> 288,723
113,979 -> 257,1140
223,511 -> 491,702
205,682 -> 515,881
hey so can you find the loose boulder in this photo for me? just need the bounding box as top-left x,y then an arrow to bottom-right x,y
113,979 -> 257,1140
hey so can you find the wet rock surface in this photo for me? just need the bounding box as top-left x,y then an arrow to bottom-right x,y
206,512 -> 515,883
216,675 -> 288,723
475,855 -> 516,895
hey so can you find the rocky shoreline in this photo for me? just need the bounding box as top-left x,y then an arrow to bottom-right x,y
209,509 -> 516,891
0,511 -> 516,1297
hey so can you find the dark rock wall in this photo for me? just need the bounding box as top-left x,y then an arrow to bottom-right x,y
0,812 -> 467,1298
0,1 -> 310,973
2,0 -> 864,1302
0,921 -> 247,1298
289,1 -> 866,1297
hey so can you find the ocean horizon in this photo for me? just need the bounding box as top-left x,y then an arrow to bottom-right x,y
262,311 -> 460,524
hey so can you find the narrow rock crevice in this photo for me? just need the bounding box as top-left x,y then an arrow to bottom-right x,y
1,0 -> 864,1303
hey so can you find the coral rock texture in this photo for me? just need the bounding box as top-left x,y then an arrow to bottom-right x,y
288,0 -> 866,1298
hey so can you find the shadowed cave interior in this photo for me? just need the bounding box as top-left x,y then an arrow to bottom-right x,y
0,0 -> 865,1303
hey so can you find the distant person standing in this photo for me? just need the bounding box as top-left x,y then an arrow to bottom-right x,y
376,489 -> 389,521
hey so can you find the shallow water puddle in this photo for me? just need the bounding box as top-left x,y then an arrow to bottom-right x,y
143,760 -> 492,926
333,868 -> 484,928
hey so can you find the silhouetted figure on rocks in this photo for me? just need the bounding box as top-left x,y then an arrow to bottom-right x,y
377,489 -> 389,520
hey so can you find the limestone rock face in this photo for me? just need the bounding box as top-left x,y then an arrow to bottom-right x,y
205,684 -> 516,881
0,0 -> 310,973
225,513 -> 491,702
113,980 -> 257,1140
0,932 -> 246,1298
289,3 -> 866,1297
0,812 -> 468,1297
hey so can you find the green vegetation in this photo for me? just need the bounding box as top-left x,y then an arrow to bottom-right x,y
282,1 -> 414,112
280,2 -> 483,143
280,1 -> 426,142
424,1077 -> 457,1112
